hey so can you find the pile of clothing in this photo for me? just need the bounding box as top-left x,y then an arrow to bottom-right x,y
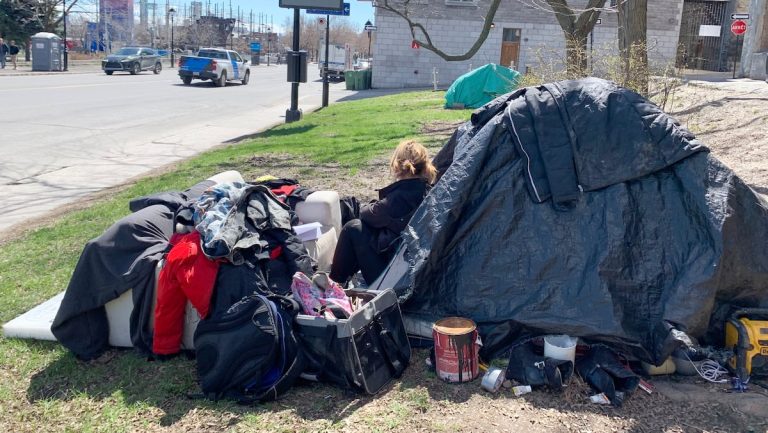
51,177 -> 350,360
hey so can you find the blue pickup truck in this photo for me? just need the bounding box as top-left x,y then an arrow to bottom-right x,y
178,48 -> 251,87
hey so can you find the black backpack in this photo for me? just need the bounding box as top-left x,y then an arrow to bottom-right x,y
193,294 -> 305,403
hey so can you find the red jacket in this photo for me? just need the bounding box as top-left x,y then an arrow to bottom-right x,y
153,232 -> 219,355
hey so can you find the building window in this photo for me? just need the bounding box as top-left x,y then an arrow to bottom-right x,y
503,28 -> 521,43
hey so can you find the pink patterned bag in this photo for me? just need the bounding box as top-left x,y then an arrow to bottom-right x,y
291,272 -> 353,318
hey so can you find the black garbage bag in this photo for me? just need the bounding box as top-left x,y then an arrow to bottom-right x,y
505,342 -> 574,391
576,346 -> 640,407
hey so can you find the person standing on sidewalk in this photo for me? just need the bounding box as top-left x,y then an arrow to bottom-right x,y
9,40 -> 19,69
0,38 -> 9,69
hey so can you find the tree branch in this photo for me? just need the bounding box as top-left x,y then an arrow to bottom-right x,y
376,0 -> 503,62
546,0 -> 576,35
574,0 -> 607,33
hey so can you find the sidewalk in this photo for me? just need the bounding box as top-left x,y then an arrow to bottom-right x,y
0,60 -> 103,76
680,68 -> 768,91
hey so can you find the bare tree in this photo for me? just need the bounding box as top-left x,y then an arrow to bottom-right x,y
35,0 -> 80,33
375,0 -> 502,61
548,0 -> 606,74
374,0 -> 605,75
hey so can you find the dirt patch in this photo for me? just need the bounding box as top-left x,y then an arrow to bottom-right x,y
666,81 -> 768,195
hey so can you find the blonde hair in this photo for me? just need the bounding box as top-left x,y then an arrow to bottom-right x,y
389,140 -> 437,184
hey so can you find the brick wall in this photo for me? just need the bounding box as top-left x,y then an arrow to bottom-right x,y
372,0 -> 684,88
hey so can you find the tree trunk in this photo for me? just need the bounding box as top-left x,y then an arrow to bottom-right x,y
618,0 -> 649,95
547,0 -> 606,77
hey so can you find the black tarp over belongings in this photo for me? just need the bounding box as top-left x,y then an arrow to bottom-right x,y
396,77 -> 768,365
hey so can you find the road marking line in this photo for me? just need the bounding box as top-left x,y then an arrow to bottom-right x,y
0,79 -> 170,92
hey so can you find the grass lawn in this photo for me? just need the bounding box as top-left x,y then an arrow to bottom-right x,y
0,91 -> 471,433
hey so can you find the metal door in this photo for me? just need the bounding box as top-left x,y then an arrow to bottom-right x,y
677,0 -> 738,71
500,28 -> 521,69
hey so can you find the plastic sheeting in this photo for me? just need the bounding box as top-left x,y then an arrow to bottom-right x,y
397,78 -> 768,364
444,63 -> 520,109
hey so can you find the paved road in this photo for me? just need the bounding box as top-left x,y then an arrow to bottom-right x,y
0,64 -> 350,234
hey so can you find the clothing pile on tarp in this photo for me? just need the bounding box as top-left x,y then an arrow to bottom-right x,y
444,63 -> 521,109
390,77 -> 768,365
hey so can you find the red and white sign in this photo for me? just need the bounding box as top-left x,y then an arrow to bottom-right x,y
411,40 -> 419,49
731,20 -> 747,36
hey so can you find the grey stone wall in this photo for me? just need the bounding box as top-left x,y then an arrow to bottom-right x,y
372,0 -> 684,88
740,0 -> 767,79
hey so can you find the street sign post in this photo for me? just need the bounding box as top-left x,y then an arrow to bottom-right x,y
731,20 -> 747,36
307,2 -> 350,15
730,20 -> 747,79
279,0 -> 342,9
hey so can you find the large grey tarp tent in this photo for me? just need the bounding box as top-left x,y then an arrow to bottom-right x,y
384,78 -> 768,364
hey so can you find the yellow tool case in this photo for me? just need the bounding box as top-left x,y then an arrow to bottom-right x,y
725,308 -> 768,380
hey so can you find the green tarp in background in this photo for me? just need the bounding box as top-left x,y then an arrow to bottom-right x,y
444,63 -> 521,109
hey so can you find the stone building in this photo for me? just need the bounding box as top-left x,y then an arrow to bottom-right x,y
369,0 -> 768,87
740,0 -> 768,79
371,0 -> 685,88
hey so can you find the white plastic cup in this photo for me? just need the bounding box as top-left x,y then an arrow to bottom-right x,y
543,334 -> 578,364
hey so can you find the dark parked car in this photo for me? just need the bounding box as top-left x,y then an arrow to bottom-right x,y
102,47 -> 162,75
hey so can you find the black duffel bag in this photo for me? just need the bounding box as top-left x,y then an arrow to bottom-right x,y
193,294 -> 305,403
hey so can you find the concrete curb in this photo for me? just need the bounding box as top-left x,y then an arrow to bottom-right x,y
0,61 -> 102,77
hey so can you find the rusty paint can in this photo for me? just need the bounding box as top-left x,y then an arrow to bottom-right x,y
432,317 -> 479,383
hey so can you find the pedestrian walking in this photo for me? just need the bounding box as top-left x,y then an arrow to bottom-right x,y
0,38 -> 9,69
9,40 -> 19,69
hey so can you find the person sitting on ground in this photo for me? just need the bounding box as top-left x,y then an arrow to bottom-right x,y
329,139 -> 437,287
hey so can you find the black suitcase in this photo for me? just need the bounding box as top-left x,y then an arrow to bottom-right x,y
295,288 -> 411,394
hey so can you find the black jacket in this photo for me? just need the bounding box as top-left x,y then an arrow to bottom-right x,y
471,78 -> 705,207
361,178 -> 430,253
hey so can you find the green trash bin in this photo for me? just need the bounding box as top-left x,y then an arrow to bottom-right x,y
363,69 -> 372,89
345,70 -> 356,90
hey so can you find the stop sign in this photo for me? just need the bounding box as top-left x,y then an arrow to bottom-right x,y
731,20 -> 747,36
